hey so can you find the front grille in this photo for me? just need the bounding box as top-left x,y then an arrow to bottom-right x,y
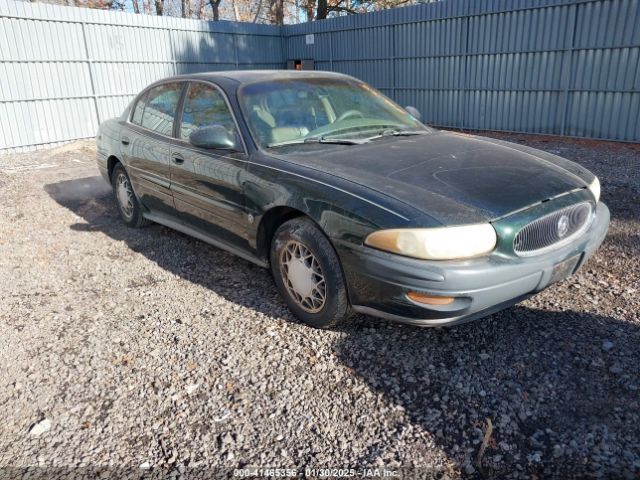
513,202 -> 593,256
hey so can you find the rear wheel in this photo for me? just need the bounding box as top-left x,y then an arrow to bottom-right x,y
270,217 -> 349,329
111,163 -> 150,228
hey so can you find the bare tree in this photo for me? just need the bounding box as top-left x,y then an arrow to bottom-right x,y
154,0 -> 163,15
302,0 -> 314,21
251,0 -> 263,22
208,0 -> 221,20
268,0 -> 283,24
216,0 -> 265,23
196,0 -> 205,17
31,0 -> 423,23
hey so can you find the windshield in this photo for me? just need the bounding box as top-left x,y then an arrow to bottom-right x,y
238,77 -> 428,148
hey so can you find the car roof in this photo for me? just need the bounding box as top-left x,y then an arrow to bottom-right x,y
168,69 -> 356,85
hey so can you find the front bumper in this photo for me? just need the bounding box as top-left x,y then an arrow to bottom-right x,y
338,202 -> 610,327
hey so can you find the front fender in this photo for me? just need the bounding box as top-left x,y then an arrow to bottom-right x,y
243,156 -> 430,251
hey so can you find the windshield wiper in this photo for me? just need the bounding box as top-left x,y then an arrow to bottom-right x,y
367,128 -> 427,141
267,136 -> 369,148
387,129 -> 426,136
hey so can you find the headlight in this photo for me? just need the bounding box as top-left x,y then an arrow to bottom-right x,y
365,224 -> 497,260
588,176 -> 600,203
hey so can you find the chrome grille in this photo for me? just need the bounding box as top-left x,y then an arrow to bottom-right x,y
513,202 -> 593,256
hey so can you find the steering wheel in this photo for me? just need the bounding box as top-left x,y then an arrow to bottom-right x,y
336,110 -> 364,122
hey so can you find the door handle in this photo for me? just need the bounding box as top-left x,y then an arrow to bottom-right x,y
172,154 -> 184,165
121,137 -> 130,146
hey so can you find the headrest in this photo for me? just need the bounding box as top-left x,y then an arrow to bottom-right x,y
270,127 -> 309,144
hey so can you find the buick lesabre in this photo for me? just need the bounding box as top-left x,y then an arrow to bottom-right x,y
96,71 -> 609,328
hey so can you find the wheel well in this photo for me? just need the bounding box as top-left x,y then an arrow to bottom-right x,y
107,155 -> 121,182
256,206 -> 306,261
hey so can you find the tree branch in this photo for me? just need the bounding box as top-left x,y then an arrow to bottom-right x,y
327,4 -> 356,14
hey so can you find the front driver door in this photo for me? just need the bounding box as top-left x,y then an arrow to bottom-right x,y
170,81 -> 250,250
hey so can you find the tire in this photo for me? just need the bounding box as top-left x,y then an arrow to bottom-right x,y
270,217 -> 350,329
111,163 -> 150,228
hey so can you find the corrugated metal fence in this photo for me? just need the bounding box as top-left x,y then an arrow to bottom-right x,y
285,0 -> 640,143
1,0 -> 639,153
0,0 -> 284,153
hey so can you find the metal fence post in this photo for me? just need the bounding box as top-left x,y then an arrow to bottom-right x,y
80,21 -> 101,126
560,0 -> 580,137
233,31 -> 239,70
391,23 -> 396,101
168,28 -> 177,75
280,25 -> 287,69
460,11 -> 470,132
329,30 -> 334,71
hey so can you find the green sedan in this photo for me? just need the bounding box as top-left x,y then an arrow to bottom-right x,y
96,71 -> 609,328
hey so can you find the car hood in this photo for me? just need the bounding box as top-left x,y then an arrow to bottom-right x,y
270,131 -> 591,224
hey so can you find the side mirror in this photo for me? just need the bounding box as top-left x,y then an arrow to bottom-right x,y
189,125 -> 238,150
405,106 -> 422,122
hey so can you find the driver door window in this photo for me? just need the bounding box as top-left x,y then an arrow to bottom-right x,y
180,83 -> 238,143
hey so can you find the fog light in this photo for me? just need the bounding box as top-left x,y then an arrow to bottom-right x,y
407,292 -> 455,306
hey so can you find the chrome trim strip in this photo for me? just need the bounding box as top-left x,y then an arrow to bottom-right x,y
121,135 -> 410,221
243,162 -> 412,221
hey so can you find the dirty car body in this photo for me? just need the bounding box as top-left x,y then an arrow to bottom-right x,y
96,70 -> 609,328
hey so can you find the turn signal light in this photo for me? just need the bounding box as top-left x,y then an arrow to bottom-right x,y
406,292 -> 455,306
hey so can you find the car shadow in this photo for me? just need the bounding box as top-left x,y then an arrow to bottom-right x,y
44,175 -> 297,321
45,176 -> 639,477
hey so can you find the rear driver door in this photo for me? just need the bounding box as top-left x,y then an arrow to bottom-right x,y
124,82 -> 185,216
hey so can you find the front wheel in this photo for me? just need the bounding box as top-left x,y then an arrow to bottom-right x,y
270,218 -> 350,329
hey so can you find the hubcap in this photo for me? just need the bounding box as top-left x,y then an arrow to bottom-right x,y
116,173 -> 134,220
279,241 -> 326,313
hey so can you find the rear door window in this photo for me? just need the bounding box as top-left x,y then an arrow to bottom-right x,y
139,82 -> 183,136
131,92 -> 147,126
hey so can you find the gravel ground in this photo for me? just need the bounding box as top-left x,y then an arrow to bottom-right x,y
0,133 -> 638,479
